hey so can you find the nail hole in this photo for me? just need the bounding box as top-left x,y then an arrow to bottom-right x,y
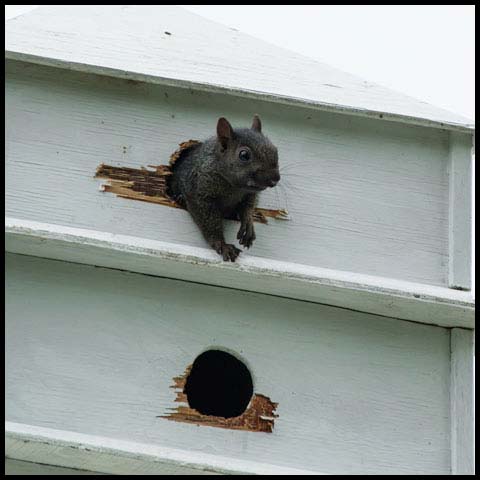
184,350 -> 253,418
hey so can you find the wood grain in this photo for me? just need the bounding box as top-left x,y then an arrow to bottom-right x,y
450,328 -> 474,474
5,459 -> 105,476
5,218 -> 475,328
6,60 -> 461,286
5,6 -> 474,132
162,365 -> 278,433
448,132 -> 473,290
6,253 -> 452,474
95,160 -> 288,223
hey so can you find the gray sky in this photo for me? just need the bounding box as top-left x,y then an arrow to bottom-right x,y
180,5 -> 474,121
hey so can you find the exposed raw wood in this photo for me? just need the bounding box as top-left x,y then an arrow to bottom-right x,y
162,365 -> 278,433
450,328 -> 474,475
5,6 -> 474,132
254,207 -> 289,222
169,140 -> 202,166
102,181 -> 178,208
95,142 -> 289,223
5,218 -> 474,328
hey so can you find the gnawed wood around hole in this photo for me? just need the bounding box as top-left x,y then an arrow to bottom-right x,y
95,140 -> 289,223
160,365 -> 278,433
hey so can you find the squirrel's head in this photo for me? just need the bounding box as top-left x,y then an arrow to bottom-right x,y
215,115 -> 280,192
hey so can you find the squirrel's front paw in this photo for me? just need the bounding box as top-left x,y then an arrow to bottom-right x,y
212,241 -> 242,262
237,221 -> 256,249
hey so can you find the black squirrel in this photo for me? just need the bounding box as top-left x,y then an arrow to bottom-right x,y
168,115 -> 280,261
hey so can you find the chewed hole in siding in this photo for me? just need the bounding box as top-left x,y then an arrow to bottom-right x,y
95,140 -> 289,223
161,349 -> 278,433
184,350 -> 253,418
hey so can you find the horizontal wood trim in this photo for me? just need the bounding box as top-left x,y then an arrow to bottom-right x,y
5,50 -> 474,134
4,5 -> 474,132
5,217 -> 474,328
5,459 -> 104,476
5,422 -> 320,475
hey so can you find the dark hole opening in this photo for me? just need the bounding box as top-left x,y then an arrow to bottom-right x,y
184,350 -> 253,418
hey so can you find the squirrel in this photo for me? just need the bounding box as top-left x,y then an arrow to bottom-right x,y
167,115 -> 280,262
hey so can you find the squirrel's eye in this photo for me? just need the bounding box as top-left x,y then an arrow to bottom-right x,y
239,149 -> 250,161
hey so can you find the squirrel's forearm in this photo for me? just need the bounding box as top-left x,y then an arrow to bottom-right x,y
186,198 -> 225,246
237,193 -> 257,222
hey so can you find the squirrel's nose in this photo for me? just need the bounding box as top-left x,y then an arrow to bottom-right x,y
268,172 -> 280,187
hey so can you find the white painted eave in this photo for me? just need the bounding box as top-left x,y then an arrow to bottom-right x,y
5,218 -> 474,329
5,422 -> 320,475
5,5 -> 474,133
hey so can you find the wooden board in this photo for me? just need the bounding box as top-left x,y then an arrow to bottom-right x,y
5,6 -> 474,132
5,218 -> 475,329
6,59 -> 467,287
450,328 -> 474,474
6,253 -> 453,474
448,132 -> 473,290
5,458 -> 105,476
5,422 -> 308,475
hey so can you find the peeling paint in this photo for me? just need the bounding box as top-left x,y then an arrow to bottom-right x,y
95,140 -> 289,223
160,365 -> 278,433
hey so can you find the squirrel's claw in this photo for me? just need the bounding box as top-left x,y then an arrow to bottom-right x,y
223,244 -> 241,262
237,226 -> 245,241
238,222 -> 256,249
213,241 -> 241,262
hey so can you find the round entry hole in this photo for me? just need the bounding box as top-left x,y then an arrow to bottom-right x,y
184,350 -> 253,418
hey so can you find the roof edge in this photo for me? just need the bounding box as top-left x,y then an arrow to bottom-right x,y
5,50 -> 475,133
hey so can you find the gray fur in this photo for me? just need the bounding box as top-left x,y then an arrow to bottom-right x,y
168,116 -> 280,261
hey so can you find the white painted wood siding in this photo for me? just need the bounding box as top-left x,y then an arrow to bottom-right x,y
6,253 -> 452,475
450,328 -> 475,474
5,6 -> 474,132
5,218 -> 474,329
5,423 -> 309,475
5,458 -> 105,476
6,59 -> 466,287
448,132 -> 473,290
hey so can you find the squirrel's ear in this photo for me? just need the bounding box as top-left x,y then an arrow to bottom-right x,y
217,117 -> 234,148
251,114 -> 262,133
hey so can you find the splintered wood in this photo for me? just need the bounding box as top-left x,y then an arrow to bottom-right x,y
161,365 -> 278,433
95,140 -> 288,223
